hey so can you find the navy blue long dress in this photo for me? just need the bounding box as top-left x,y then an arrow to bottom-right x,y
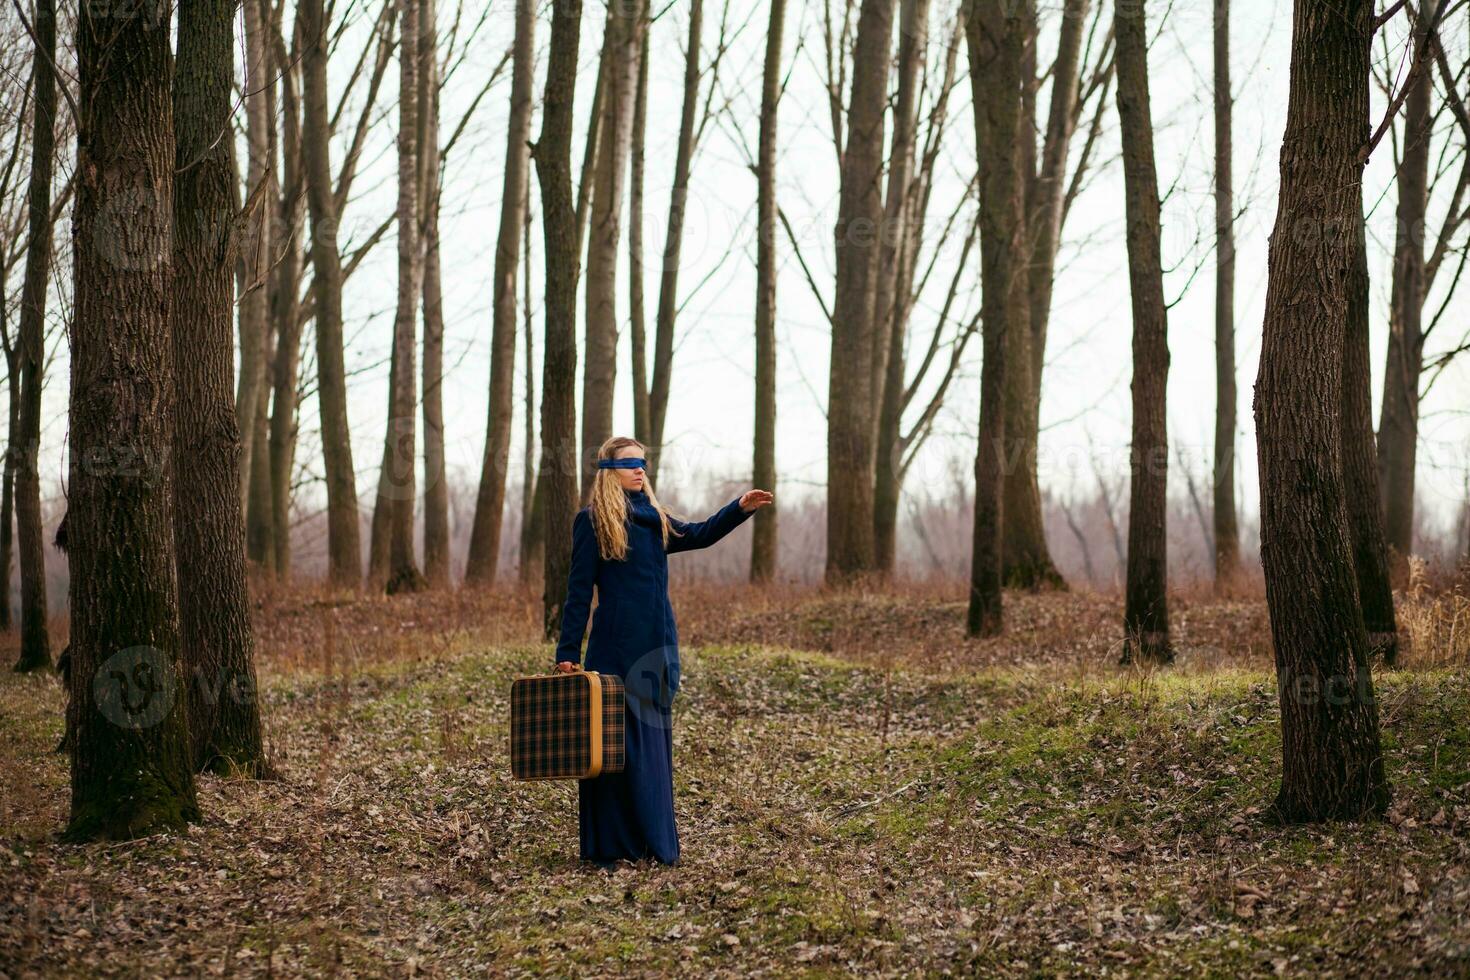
554,488 -> 752,866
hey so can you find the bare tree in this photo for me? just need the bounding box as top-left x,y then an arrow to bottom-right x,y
1254,0 -> 1388,822
1113,0 -> 1171,663
580,0 -> 648,502
531,0 -> 584,637
967,0 -> 1025,635
237,0 -> 274,523
301,0 -> 364,587
752,0 -> 786,583
826,0 -> 896,584
11,0 -> 56,672
465,0 -> 535,586
172,0 -> 267,774
1212,0 -> 1240,586
420,0 -> 449,587
67,0 -> 199,838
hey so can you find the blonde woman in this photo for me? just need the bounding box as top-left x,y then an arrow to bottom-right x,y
554,436 -> 773,867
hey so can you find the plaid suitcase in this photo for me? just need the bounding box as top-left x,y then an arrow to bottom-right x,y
510,669 -> 626,780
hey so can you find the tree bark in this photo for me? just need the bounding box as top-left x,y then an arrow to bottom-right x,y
752,0 -> 786,584
466,0 -> 536,586
629,26 -> 650,446
237,0 -> 274,520
531,0 -> 583,638
580,0 -> 647,503
1253,0 -> 1389,823
1212,0 -> 1240,587
871,0 -> 930,577
1113,0 -> 1171,663
301,0 -> 363,588
1344,195 -> 1399,664
646,0 -> 705,484
246,332 -> 276,568
518,189 -> 542,587
419,0 -> 449,588
826,0 -> 896,584
1376,0 -> 1434,575
12,0 -> 56,673
967,0 -> 1023,636
382,0 -> 427,594
67,0 -> 200,839
172,0 -> 267,775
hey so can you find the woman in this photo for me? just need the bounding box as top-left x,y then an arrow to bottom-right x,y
553,436 -> 773,868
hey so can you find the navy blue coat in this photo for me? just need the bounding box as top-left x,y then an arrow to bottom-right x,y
554,488 -> 751,702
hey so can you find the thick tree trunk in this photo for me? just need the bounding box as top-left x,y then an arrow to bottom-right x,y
531,0 -> 583,638
871,0 -> 930,577
67,0 -> 200,839
466,0 -> 535,586
1376,0 -> 1434,575
172,0 -> 267,775
12,0 -> 56,673
580,0 -> 647,503
752,0 -> 786,584
1114,0 -> 1172,663
826,0 -> 896,585
419,0 -> 449,588
646,0 -> 705,484
966,0 -> 1023,635
1344,196 -> 1399,664
383,0 -> 427,594
1253,0 -> 1389,823
1212,0 -> 1240,587
301,0 -> 363,588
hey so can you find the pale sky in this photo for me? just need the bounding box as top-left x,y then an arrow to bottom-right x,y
25,0 -> 1470,559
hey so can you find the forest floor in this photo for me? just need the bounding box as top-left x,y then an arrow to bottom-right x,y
1,576 -> 1468,977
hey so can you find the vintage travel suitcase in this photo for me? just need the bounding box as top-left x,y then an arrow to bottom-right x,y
510,669 -> 626,780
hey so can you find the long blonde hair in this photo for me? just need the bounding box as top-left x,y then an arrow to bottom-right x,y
589,436 -> 683,561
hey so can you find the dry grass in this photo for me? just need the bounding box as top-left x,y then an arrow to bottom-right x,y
1,575 -> 1467,976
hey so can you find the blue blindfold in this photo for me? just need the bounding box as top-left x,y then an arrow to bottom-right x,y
598,457 -> 647,470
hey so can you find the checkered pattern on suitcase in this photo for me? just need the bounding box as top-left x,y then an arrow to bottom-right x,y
510,671 -> 626,780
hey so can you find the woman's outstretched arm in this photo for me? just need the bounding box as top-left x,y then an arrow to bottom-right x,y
666,491 -> 770,554
554,509 -> 598,665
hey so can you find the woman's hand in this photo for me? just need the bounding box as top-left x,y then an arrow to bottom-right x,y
554,661 -> 579,674
738,489 -> 774,513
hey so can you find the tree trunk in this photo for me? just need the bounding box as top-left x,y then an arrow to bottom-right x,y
531,0 -> 584,638
268,52 -> 306,581
67,0 -> 200,839
580,0 -> 647,503
466,0 -> 536,586
518,201 -> 543,587
646,0 -> 705,484
629,28 -> 650,446
383,0 -> 427,594
237,0 -> 274,519
826,0 -> 896,585
246,335 -> 276,568
966,0 -> 1023,636
0,359 -> 16,634
1253,0 -> 1389,823
172,0 -> 267,775
12,0 -> 56,673
871,0 -> 930,577
1114,0 -> 1171,663
1344,195 -> 1399,664
1212,0 -> 1240,587
419,0 -> 449,588
301,0 -> 363,588
1376,0 -> 1434,575
1003,0 -> 1087,592
752,0 -> 786,584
